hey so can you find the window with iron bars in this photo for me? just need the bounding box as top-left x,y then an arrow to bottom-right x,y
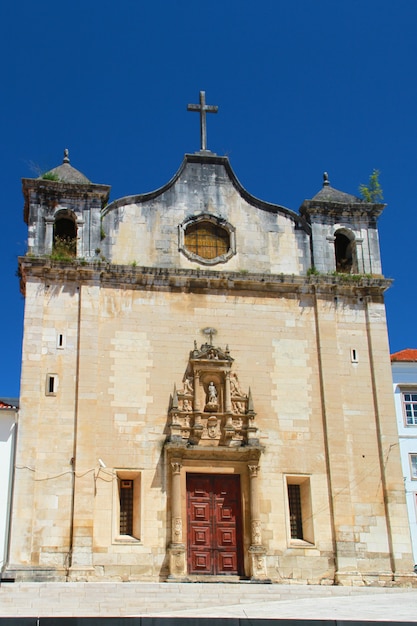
288,484 -> 303,540
286,476 -> 314,545
119,479 -> 134,536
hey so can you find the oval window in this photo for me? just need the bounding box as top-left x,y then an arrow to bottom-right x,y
179,215 -> 236,265
184,221 -> 230,261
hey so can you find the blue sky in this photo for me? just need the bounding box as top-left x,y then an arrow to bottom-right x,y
1,0 -> 416,396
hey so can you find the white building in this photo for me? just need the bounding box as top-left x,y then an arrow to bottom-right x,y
391,350 -> 417,567
0,398 -> 18,574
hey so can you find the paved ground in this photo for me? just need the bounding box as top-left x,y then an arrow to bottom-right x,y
0,582 -> 417,619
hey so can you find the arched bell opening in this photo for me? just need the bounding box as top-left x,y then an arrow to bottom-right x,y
53,211 -> 77,258
334,229 -> 357,273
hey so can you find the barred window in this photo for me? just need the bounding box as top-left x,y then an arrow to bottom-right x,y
184,221 -> 229,260
115,471 -> 141,541
288,484 -> 303,540
286,476 -> 314,545
179,215 -> 235,265
119,479 -> 134,535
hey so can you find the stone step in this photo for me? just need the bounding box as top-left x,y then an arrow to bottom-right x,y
1,582 -> 417,619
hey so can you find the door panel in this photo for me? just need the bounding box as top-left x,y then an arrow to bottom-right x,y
191,501 -> 210,521
216,527 -> 236,546
216,551 -> 238,572
187,473 -> 243,575
191,550 -> 211,573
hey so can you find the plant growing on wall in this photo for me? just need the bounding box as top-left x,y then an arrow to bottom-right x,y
51,236 -> 76,261
41,171 -> 60,181
359,169 -> 383,202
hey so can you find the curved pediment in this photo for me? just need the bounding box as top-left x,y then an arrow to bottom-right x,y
100,153 -> 311,274
103,152 -> 306,227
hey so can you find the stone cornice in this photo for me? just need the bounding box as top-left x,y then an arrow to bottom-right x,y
300,199 -> 385,219
22,178 -> 111,223
18,257 -> 392,299
164,441 -> 264,462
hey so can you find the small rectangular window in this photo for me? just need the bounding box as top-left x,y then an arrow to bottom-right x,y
351,348 -> 358,363
114,471 -> 141,541
120,479 -> 134,535
410,454 -> 417,480
57,333 -> 65,349
286,476 -> 314,545
45,374 -> 58,396
288,484 -> 303,539
402,392 -> 417,426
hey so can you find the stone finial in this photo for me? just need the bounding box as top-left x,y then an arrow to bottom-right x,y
63,149 -> 70,164
247,387 -> 255,413
172,385 -> 178,410
323,172 -> 329,187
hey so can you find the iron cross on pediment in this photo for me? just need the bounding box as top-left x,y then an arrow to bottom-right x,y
187,91 -> 218,152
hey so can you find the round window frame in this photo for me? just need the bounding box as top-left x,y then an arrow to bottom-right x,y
179,214 -> 236,265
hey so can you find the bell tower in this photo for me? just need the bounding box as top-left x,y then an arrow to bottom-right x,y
300,172 -> 385,275
23,150 -> 110,260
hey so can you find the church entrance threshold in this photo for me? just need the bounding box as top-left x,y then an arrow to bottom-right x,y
186,473 -> 243,576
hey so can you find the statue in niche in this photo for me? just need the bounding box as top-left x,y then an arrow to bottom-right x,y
182,377 -> 193,394
232,400 -> 246,414
208,381 -> 217,402
205,381 -> 219,412
230,372 -> 245,397
182,399 -> 193,412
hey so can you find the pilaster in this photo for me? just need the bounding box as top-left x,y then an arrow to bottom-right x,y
168,459 -> 186,579
248,463 -> 268,580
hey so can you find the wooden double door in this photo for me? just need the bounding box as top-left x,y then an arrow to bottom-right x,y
187,473 -> 243,576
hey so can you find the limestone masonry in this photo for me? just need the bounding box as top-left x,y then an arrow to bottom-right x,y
4,143 -> 415,586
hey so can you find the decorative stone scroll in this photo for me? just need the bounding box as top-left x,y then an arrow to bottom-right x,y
167,342 -> 259,448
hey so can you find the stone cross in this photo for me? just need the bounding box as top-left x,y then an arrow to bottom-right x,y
187,91 -> 218,151
202,326 -> 217,345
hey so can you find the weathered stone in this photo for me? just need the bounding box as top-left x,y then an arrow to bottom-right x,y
5,150 -> 415,587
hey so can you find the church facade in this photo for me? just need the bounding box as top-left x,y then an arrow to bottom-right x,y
4,100 -> 415,585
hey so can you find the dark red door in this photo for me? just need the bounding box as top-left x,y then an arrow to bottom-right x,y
187,473 -> 243,575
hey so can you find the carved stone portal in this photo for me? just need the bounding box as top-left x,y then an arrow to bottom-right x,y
165,343 -> 266,581
168,342 -> 258,448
